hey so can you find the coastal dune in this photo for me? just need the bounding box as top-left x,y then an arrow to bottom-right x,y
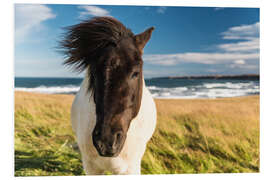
14,91 -> 259,175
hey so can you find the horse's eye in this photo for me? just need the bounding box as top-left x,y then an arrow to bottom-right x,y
131,72 -> 139,78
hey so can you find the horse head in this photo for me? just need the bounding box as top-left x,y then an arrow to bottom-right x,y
61,17 -> 154,157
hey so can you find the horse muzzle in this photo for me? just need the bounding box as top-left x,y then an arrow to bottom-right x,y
92,128 -> 126,157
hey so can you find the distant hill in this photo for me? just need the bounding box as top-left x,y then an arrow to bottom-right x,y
152,74 -> 259,80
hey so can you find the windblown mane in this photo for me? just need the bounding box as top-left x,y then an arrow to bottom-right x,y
60,16 -> 134,92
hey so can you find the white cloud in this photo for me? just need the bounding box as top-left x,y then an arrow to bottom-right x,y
144,52 -> 258,66
144,21 -> 260,71
221,22 -> 259,40
234,59 -> 245,65
78,6 -> 111,18
218,38 -> 259,52
15,4 -> 56,43
228,64 -> 257,70
228,59 -> 258,71
157,7 -> 167,14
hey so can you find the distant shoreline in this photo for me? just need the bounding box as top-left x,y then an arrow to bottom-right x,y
151,74 -> 259,80
15,74 -> 260,81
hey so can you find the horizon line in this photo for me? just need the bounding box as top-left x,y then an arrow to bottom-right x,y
15,73 -> 260,79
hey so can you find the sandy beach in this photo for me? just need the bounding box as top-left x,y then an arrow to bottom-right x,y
14,91 -> 260,175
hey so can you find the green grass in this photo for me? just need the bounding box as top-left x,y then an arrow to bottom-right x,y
14,91 -> 260,176
141,96 -> 260,174
15,92 -> 84,176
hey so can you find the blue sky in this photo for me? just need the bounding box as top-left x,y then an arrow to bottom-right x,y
15,4 -> 259,78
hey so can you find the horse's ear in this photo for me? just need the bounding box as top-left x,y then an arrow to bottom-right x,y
134,27 -> 155,52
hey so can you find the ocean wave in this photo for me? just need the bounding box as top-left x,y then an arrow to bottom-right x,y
203,82 -> 255,89
15,85 -> 80,94
147,81 -> 259,99
15,81 -> 259,99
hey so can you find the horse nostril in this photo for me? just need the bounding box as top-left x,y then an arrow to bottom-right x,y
97,140 -> 104,150
115,131 -> 122,142
111,131 -> 123,149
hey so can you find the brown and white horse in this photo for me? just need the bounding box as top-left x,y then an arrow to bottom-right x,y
61,17 -> 156,175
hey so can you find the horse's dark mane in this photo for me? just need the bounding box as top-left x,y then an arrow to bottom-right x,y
60,16 -> 134,92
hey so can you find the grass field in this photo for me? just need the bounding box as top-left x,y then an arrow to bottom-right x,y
14,91 -> 260,176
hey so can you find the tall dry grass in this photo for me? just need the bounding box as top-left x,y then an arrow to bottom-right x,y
142,96 -> 259,173
14,91 -> 259,175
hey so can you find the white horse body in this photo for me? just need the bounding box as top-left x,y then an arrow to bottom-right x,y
71,76 -> 157,175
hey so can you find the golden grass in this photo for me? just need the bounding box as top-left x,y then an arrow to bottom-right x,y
156,96 -> 259,148
143,96 -> 260,174
14,91 -> 260,175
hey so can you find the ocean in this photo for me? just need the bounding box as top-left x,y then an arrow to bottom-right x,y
15,77 -> 259,99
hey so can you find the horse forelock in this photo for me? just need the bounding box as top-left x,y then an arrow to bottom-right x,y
60,16 -> 135,93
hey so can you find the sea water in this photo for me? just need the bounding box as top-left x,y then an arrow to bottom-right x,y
15,77 -> 259,99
